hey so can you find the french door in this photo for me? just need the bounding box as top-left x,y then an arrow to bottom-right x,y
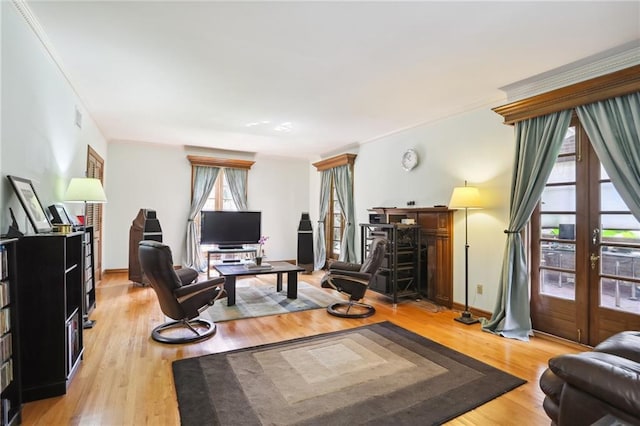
530,117 -> 640,345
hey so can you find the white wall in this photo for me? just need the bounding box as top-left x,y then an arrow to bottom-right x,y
104,141 -> 310,269
345,107 -> 514,313
1,3 -> 107,231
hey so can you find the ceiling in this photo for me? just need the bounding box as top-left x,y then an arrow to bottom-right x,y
23,1 -> 640,159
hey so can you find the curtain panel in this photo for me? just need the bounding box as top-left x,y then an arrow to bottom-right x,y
314,170 -> 332,270
332,165 -> 357,262
225,168 -> 248,211
184,166 -> 220,271
481,110 -> 572,341
577,92 -> 640,221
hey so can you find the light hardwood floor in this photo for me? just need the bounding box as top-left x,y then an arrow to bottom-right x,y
22,271 -> 581,425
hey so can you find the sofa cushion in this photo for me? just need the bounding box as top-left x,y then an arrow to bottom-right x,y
549,352 -> 640,416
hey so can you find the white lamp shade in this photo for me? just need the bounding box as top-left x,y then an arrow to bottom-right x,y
64,178 -> 107,203
448,185 -> 481,209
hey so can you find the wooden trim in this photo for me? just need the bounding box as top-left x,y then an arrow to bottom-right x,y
104,268 -> 128,274
312,153 -> 357,171
493,65 -> 640,125
187,155 -> 255,170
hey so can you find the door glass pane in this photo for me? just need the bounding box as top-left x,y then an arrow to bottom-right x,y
601,214 -> 640,243
601,182 -> 633,211
599,177 -> 640,314
600,277 -> 640,313
541,214 -> 576,240
540,269 -> 575,300
541,185 -> 576,211
547,157 -> 576,184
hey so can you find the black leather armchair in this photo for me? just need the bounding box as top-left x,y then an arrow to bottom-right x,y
138,240 -> 226,344
540,331 -> 640,425
321,237 -> 387,318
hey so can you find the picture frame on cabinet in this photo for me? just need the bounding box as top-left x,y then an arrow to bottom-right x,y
7,175 -> 53,233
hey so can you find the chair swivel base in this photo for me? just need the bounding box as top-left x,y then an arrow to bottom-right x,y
327,301 -> 376,318
151,318 -> 216,344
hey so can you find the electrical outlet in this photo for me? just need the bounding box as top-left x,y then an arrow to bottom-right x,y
476,284 -> 483,295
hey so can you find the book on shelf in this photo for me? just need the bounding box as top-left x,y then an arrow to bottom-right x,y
244,262 -> 272,270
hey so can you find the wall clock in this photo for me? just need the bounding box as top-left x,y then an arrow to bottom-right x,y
401,149 -> 419,171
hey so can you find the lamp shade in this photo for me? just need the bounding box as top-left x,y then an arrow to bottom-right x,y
64,178 -> 107,203
448,185 -> 481,209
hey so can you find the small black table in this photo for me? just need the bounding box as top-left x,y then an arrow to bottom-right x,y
211,261 -> 305,306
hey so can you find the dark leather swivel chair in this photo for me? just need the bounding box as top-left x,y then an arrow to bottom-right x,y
138,240 -> 226,344
321,237 -> 387,318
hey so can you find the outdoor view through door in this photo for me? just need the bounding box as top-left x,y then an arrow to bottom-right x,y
531,117 -> 640,345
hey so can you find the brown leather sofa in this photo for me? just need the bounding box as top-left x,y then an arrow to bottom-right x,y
540,331 -> 640,425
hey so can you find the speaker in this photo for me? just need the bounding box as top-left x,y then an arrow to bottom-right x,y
297,213 -> 314,273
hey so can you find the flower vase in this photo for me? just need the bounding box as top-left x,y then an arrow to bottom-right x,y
255,256 -> 263,266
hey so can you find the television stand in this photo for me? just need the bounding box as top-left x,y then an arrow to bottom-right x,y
207,246 -> 257,278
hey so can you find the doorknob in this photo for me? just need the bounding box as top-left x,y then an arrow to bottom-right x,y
590,253 -> 600,270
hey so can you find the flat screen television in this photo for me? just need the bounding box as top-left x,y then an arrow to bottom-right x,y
200,211 -> 261,248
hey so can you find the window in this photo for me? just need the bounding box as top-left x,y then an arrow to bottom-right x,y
202,170 -> 237,212
312,153 -> 357,267
186,156 -> 254,268
329,182 -> 344,260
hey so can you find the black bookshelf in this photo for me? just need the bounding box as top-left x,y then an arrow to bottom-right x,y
0,239 -> 21,425
16,232 -> 84,402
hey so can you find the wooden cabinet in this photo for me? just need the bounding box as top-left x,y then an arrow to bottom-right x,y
16,233 -> 84,402
0,239 -> 21,425
360,223 -> 421,305
370,208 -> 453,308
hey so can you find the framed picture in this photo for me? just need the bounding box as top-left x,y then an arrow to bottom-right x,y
7,175 -> 53,233
48,203 -> 79,226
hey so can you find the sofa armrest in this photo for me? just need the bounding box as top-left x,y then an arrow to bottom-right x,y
549,352 -> 640,416
594,331 -> 640,363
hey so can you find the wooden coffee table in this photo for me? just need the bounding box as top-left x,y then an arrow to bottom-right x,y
211,261 -> 305,306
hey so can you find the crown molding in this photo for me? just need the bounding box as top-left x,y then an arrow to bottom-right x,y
11,1 -> 72,88
187,155 -> 255,170
499,41 -> 640,103
493,65 -> 640,125
312,153 -> 357,171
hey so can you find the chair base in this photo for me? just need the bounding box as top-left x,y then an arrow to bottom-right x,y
151,318 -> 216,344
327,301 -> 376,318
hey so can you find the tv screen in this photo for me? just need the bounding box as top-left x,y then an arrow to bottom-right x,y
200,211 -> 261,248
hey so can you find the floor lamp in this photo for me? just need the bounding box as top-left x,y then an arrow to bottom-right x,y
65,177 -> 108,329
449,181 -> 482,325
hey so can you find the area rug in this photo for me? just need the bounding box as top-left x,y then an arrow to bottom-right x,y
172,321 -> 526,425
203,281 -> 343,322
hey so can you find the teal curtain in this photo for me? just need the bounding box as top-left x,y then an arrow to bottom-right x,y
577,92 -> 640,220
314,171 -> 332,270
185,166 -> 219,271
481,110 -> 572,341
332,165 -> 357,262
225,168 -> 248,211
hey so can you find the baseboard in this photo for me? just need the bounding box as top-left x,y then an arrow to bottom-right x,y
105,268 -> 128,274
451,302 -> 492,320
105,265 -> 191,275
532,329 -> 592,350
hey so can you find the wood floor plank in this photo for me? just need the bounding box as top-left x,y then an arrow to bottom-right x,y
22,271 -> 581,425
